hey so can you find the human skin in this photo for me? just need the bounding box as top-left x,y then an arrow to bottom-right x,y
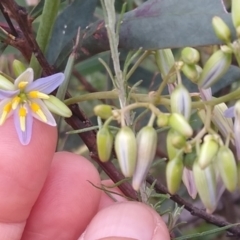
0,117 -> 170,240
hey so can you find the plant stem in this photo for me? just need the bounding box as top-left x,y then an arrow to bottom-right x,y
30,0 -> 60,77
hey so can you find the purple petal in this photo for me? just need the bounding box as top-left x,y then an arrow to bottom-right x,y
224,106 -> 234,118
25,73 -> 65,94
0,89 -> 19,99
14,105 -> 33,145
30,99 -> 56,126
14,68 -> 34,87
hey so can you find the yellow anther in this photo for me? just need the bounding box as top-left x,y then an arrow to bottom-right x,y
0,102 -> 12,125
30,102 -> 47,122
18,81 -> 28,90
19,106 -> 27,132
28,91 -> 49,99
12,96 -> 21,110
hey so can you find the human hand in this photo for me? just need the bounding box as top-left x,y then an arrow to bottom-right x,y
0,118 -> 170,240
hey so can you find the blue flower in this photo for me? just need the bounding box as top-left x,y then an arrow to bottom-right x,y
0,68 -> 70,145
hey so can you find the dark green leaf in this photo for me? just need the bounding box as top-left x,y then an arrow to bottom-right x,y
46,0 -> 97,65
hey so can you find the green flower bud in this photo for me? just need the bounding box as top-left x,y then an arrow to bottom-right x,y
232,0 -> 240,31
181,47 -> 200,64
170,130 -> 186,149
212,16 -> 231,43
198,49 -> 232,89
168,113 -> 193,138
167,129 -> 182,160
156,113 -> 169,127
184,150 -> 197,170
43,95 -> 72,117
0,74 -> 15,90
193,161 -> 217,213
170,83 -> 192,120
155,49 -> 176,83
216,146 -> 237,192
12,60 -> 27,77
166,157 -> 184,194
181,63 -> 200,83
97,127 -> 113,162
115,126 -> 137,177
94,104 -> 112,119
198,135 -> 219,169
132,126 -> 157,191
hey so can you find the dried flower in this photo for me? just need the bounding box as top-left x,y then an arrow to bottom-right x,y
0,68 -> 71,145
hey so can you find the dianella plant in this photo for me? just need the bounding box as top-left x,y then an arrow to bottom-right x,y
1,0 -> 240,238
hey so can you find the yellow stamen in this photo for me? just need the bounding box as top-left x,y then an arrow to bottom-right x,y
18,81 -> 28,90
28,91 -> 49,99
12,96 -> 21,110
30,102 -> 47,122
0,102 -> 12,125
19,106 -> 27,132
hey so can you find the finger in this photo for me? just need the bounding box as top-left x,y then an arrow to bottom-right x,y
98,179 -> 127,211
0,117 -> 57,239
22,152 -> 101,240
79,202 -> 170,240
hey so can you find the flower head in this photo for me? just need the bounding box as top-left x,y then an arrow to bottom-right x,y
0,68 -> 70,145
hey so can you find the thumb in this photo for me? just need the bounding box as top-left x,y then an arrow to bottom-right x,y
79,202 -> 170,240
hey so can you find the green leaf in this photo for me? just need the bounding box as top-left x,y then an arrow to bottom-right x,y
46,0 -> 97,65
120,0 -> 235,49
173,223 -> 240,240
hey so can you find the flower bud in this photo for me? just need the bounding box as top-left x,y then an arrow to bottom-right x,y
115,126 -> 137,177
94,104 -> 112,119
167,129 -> 182,160
43,95 -> 72,117
155,49 -> 176,83
132,126 -> 157,191
193,161 -> 217,213
166,157 -> 184,194
183,150 -> 196,170
170,130 -> 186,149
170,84 -> 192,120
216,146 -> 237,192
232,0 -> 240,30
198,135 -> 219,169
156,113 -> 169,127
198,49 -> 232,89
0,74 -> 15,90
168,113 -> 193,138
181,47 -> 200,64
212,16 -> 231,43
181,63 -> 200,83
12,60 -> 27,77
97,127 -> 113,162
182,168 -> 197,199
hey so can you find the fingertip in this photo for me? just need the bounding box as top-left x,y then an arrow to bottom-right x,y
79,202 -> 170,240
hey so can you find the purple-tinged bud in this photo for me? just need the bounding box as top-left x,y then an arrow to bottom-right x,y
233,101 -> 240,161
193,161 -> 217,213
212,16 -> 231,43
115,127 -> 137,177
170,84 -> 192,120
168,113 -> 193,138
166,157 -> 184,194
216,146 -> 237,192
94,104 -> 112,119
198,49 -> 232,89
181,47 -> 200,65
198,135 -> 219,169
132,126 -> 157,191
182,168 -> 197,199
97,127 -> 113,162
